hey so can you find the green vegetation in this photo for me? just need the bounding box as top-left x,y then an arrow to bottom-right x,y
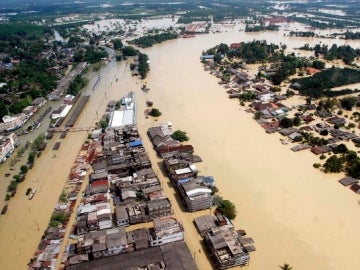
130,32 -> 178,48
138,53 -> 150,79
171,130 -> 189,142
245,24 -> 279,32
122,46 -> 138,57
112,39 -> 123,51
344,31 -> 360,40
32,134 -> 46,151
323,155 -> 344,173
74,46 -> 108,63
292,68 -> 360,98
49,212 -> 67,227
217,199 -> 237,220
289,31 -> 315,37
59,191 -> 68,203
20,165 -> 28,174
149,108 -> 162,117
67,75 -> 88,96
99,119 -> 109,129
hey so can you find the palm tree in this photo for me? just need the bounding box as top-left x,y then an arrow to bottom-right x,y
279,263 -> 293,270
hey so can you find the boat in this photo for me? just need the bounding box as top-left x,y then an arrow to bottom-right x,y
1,205 -> 8,215
141,84 -> 150,92
146,99 -> 153,107
28,188 -> 37,200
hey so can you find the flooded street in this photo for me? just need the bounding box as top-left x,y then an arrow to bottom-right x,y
1,24 -> 360,269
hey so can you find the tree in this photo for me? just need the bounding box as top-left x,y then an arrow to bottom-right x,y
279,263 -> 293,270
149,108 -> 161,117
217,199 -> 237,220
323,155 -> 344,173
340,96 -> 358,111
20,165 -> 28,174
293,116 -> 301,126
312,60 -> 325,70
171,130 -> 189,142
112,38 -> 123,50
213,52 -> 223,64
122,46 -> 137,56
279,117 -> 293,128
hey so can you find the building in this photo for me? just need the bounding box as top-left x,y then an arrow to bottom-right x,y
31,97 -> 47,109
204,226 -> 251,269
115,205 -> 129,227
1,113 -> 28,132
146,198 -> 172,219
178,180 -> 212,212
149,215 -> 184,247
66,241 -> 197,270
0,133 -> 19,163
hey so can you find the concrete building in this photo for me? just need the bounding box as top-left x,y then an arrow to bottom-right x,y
178,180 -> 213,212
115,205 -> 129,227
149,215 -> 184,247
146,198 -> 172,219
204,226 -> 250,269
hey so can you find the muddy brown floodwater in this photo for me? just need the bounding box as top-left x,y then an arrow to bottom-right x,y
1,26 -> 360,270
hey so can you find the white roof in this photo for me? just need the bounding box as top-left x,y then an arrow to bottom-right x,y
97,208 -> 111,216
175,168 -> 192,175
122,109 -> 134,126
78,204 -> 96,215
186,188 -> 212,197
99,220 -> 113,230
110,110 -> 124,128
189,164 -> 197,172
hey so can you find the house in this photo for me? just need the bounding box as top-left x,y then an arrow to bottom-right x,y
204,226 -> 251,269
256,91 -> 274,102
194,215 -> 218,236
115,205 -> 129,227
338,177 -> 359,187
127,204 -> 144,225
146,199 -> 172,219
105,227 -> 128,256
126,228 -> 149,251
149,215 -> 184,247
306,67 -> 320,75
31,97 -> 47,109
178,180 -> 212,212
350,183 -> 360,194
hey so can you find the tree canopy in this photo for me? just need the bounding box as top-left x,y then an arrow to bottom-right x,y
217,199 -> 237,220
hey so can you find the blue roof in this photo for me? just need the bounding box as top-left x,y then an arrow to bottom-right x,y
129,140 -> 142,147
203,176 -> 215,184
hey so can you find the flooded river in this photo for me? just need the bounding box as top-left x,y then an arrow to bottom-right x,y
1,24 -> 360,270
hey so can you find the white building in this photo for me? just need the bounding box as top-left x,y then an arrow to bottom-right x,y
150,215 -> 184,247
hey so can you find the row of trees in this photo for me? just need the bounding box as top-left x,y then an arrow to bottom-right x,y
67,75 -> 88,96
321,144 -> 360,179
130,32 -> 178,48
292,67 -> 360,98
300,43 -> 360,65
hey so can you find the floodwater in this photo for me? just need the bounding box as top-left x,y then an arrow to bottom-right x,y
1,25 -> 360,270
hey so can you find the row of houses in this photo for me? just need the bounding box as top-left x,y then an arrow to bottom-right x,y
0,97 -> 47,133
147,122 -> 255,269
29,141 -> 96,270
147,124 -> 214,212
72,215 -> 184,262
64,124 -> 196,269
0,132 -> 20,163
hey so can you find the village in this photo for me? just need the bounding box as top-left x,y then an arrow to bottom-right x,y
26,89 -> 255,269
201,42 -> 360,196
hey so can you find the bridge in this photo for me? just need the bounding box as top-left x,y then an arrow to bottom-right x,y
48,126 -> 97,133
